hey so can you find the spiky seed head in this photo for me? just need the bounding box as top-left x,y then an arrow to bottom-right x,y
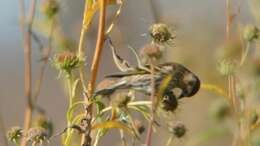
53,51 -> 83,76
169,123 -> 186,138
41,0 -> 59,19
243,25 -> 259,42
33,115 -> 53,137
6,126 -> 23,144
209,98 -> 230,121
112,93 -> 132,108
149,23 -> 173,43
25,128 -> 48,144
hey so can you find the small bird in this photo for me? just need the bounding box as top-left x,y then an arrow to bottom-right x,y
95,62 -> 200,99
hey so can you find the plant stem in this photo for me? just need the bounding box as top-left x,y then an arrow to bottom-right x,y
78,2 -> 89,91
19,0 -> 37,146
226,0 -> 232,42
81,0 -> 107,145
33,18 -> 56,104
145,61 -> 156,146
166,136 -> 174,146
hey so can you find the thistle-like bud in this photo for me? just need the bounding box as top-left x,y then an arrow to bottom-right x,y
112,93 -> 132,108
33,115 -> 53,137
25,128 -> 48,144
250,111 -> 259,126
53,51 -> 83,76
217,59 -> 237,76
141,43 -> 162,60
169,123 -> 186,138
243,25 -> 259,42
41,0 -> 59,19
6,126 -> 23,144
149,23 -> 174,43
209,98 -> 230,121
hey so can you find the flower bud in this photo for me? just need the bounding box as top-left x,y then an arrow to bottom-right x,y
243,25 -> 259,42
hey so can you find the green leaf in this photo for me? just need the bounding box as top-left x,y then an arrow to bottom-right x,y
66,101 -> 85,122
92,121 -> 134,136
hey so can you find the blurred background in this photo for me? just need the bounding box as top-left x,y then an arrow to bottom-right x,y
1,0 -> 260,146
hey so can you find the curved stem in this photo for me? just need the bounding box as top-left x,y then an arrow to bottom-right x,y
19,0 -> 37,146
81,0 -> 107,145
240,42 -> 250,66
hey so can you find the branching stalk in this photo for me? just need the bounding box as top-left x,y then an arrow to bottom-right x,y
81,0 -> 107,145
19,0 -> 37,146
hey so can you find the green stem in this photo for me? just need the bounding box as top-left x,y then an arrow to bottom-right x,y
166,136 -> 174,146
240,42 -> 250,66
64,75 -> 74,145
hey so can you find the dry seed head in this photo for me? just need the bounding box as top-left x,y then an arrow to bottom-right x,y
217,59 -> 238,76
25,128 -> 48,144
209,98 -> 230,121
141,43 -> 162,60
41,0 -> 59,19
149,23 -> 173,43
169,123 -> 186,138
33,115 -> 53,137
53,51 -> 83,76
6,126 -> 23,144
112,93 -> 132,108
243,25 -> 259,42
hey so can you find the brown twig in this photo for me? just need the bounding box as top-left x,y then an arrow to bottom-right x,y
19,0 -> 37,146
226,0 -> 232,42
81,0 -> 107,146
145,60 -> 156,146
33,19 -> 56,104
